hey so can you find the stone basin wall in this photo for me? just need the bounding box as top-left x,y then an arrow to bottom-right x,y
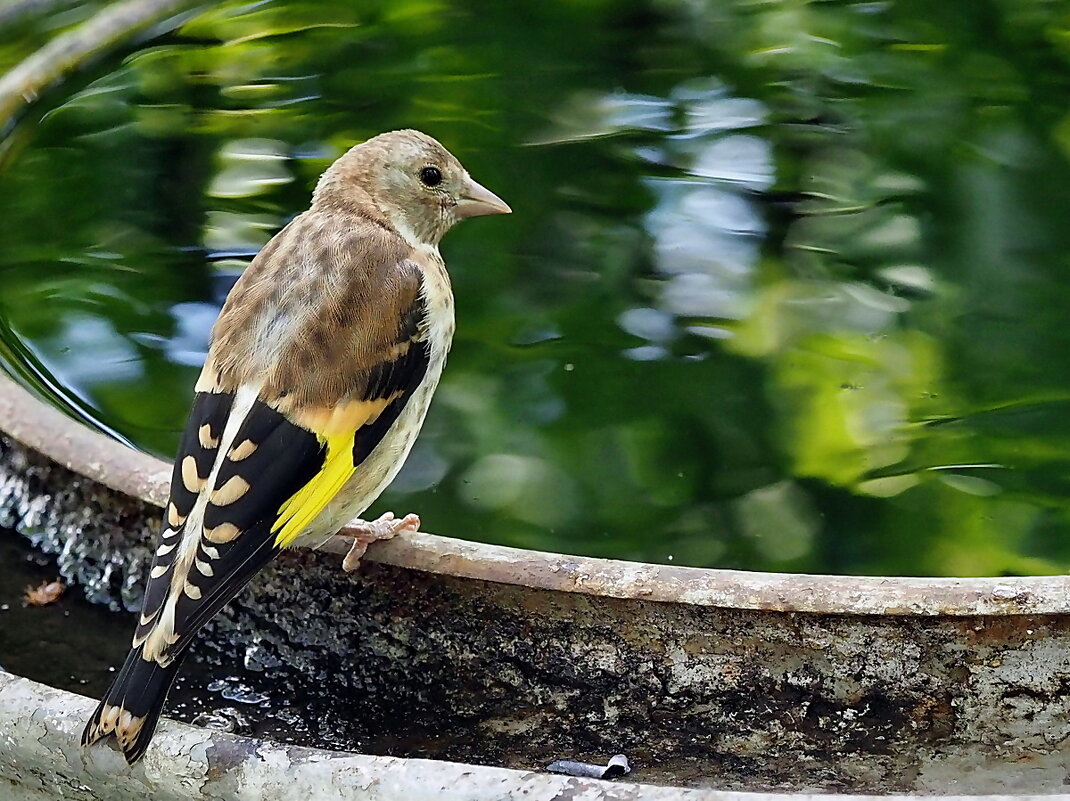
3,427 -> 1070,794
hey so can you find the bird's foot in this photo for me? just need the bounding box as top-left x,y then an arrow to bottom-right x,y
341,512 -> 420,572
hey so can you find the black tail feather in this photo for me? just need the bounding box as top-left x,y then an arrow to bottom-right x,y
82,646 -> 185,765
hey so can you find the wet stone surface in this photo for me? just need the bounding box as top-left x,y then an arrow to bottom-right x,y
3,432 -> 1070,792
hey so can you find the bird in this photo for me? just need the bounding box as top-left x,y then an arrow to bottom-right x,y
81,129 -> 510,765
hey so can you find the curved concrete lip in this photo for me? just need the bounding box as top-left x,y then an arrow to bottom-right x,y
4,671 -> 1050,801
2,374 -> 1068,618
0,671 -> 723,801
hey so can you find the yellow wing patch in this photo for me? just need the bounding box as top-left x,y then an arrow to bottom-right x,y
271,433 -> 356,548
269,396 -> 402,547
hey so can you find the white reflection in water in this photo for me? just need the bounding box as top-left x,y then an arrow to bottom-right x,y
166,302 -> 217,367
784,281 -> 903,337
878,264 -> 936,294
683,96 -> 767,135
632,85 -> 772,333
689,135 -> 775,191
645,180 -> 766,320
648,183 -> 764,272
204,210 -> 281,252
208,138 -> 293,199
617,307 -> 675,343
661,272 -> 749,320
527,91 -> 674,144
42,316 -> 142,384
623,345 -> 668,361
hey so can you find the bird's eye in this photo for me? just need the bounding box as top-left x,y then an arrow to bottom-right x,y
419,166 -> 442,187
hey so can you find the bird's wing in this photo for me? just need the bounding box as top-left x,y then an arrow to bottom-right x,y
134,221 -> 431,667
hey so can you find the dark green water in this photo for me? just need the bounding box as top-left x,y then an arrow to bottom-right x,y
1,0 -> 1070,576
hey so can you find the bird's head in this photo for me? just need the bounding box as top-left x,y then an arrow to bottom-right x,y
312,129 -> 510,246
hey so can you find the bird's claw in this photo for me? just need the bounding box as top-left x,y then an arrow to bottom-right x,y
341,512 -> 420,572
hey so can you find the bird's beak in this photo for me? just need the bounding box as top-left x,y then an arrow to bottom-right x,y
455,177 -> 511,218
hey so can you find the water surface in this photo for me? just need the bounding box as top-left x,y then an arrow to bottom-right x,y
1,0 -> 1070,575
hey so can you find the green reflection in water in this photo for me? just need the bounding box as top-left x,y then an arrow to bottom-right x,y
1,0 -> 1070,576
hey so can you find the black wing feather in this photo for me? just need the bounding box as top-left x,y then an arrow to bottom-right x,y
174,400 -> 325,646
355,338 -> 431,463
168,390 -> 233,516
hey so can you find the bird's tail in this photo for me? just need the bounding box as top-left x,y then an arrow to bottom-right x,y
81,645 -> 185,765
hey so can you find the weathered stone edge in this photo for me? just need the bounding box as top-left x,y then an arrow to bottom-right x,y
3,375 -> 1069,616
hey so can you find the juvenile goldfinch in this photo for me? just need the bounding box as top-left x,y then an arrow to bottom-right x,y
82,129 -> 510,765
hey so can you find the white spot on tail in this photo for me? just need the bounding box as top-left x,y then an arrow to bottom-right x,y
143,384 -> 260,664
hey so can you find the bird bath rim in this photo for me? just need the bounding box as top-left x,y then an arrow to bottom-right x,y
1,373 -> 1066,618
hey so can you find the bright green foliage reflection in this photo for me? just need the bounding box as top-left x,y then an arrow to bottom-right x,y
1,0 -> 1070,576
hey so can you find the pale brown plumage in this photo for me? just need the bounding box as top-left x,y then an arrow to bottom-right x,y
206,214 -> 420,410
83,129 -> 509,765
